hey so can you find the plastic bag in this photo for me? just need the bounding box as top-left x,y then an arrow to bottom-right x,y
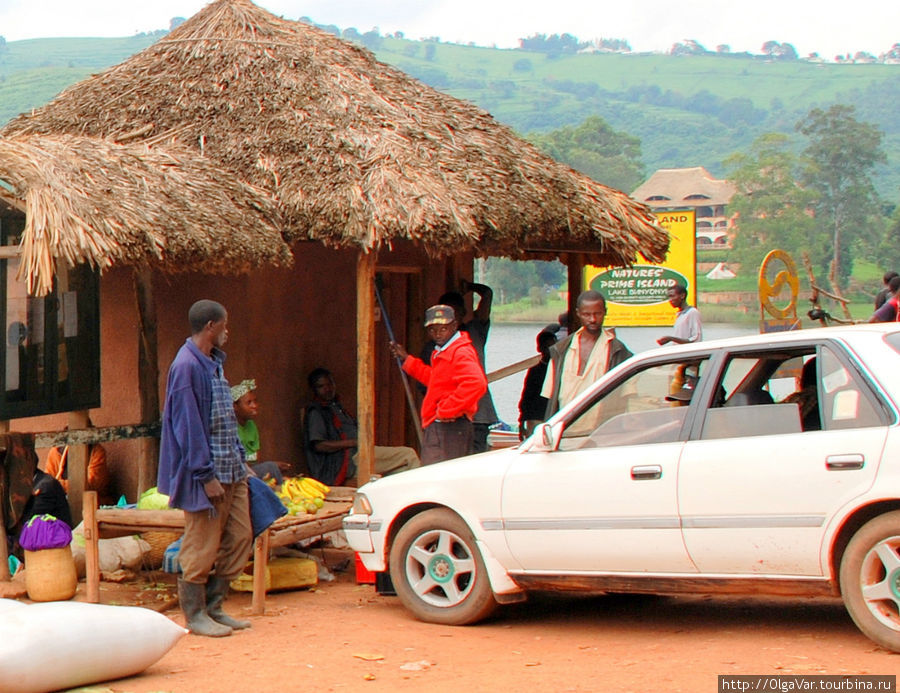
137,486 -> 171,510
18,514 -> 73,551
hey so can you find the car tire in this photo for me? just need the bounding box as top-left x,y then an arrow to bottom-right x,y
389,508 -> 498,625
839,511 -> 900,652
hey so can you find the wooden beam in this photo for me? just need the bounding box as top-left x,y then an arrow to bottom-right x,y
356,250 -> 377,485
66,410 -> 90,526
34,422 -> 160,449
134,270 -> 161,496
83,491 -> 100,602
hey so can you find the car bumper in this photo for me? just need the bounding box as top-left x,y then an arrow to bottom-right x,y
342,513 -> 386,571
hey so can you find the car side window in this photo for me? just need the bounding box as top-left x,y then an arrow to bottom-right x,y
558,359 -> 708,450
819,345 -> 883,430
702,350 -> 814,440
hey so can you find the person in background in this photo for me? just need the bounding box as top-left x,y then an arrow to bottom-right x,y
430,280 -> 498,453
157,299 -> 252,638
657,283 -> 702,346
869,275 -> 900,322
517,330 -> 557,440
542,291 -> 632,420
231,379 -> 291,485
303,368 -> 420,486
44,423 -> 113,506
875,271 -> 899,310
390,305 -> 487,465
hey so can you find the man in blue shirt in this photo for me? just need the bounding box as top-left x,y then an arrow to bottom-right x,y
158,300 -> 252,637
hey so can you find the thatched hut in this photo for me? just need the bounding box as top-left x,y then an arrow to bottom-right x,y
0,0 -> 667,517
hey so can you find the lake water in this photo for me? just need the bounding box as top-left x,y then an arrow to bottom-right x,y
484,322 -> 758,426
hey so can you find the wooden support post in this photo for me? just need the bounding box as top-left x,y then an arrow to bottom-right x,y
356,250 -> 377,485
83,491 -> 100,603
0,420 -> 9,579
251,530 -> 270,615
134,270 -> 161,497
566,255 -> 585,331
67,410 -> 90,526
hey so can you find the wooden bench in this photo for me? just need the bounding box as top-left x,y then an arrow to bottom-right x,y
82,488 -> 353,614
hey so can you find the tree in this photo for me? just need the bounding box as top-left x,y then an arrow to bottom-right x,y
528,115 -> 644,192
725,133 -> 823,276
796,105 -> 886,289
169,18 -> 185,31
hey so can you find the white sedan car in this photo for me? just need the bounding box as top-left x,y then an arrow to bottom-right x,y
344,323 -> 900,651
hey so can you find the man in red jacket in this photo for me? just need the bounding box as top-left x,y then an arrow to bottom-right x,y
390,304 -> 487,465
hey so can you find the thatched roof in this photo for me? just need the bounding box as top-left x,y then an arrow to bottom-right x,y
633,167 -> 736,208
1,0 -> 667,290
0,134 -> 290,294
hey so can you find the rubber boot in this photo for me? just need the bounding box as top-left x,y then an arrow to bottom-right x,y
206,575 -> 251,630
178,578 -> 232,637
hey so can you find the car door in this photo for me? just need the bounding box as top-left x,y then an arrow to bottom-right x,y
501,357 -> 705,573
678,342 -> 890,576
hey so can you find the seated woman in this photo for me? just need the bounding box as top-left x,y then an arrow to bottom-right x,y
45,433 -> 114,507
231,379 -> 292,484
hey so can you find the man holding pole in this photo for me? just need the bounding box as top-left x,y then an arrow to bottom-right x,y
390,305 -> 487,465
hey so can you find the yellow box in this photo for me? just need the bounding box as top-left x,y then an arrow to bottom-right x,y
230,557 -> 318,593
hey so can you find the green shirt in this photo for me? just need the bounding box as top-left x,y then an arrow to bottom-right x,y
236,419 -> 260,462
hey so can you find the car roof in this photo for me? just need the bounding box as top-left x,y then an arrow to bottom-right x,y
635,322 -> 900,361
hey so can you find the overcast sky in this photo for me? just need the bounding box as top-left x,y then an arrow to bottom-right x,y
1,0 -> 897,58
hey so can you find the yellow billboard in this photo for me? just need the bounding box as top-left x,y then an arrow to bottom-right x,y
585,210 -> 696,327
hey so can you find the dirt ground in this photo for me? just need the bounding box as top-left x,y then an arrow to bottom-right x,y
15,546 -> 893,693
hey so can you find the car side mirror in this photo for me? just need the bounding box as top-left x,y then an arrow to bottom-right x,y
529,422 -> 557,452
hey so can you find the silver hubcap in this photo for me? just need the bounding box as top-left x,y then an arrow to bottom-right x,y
859,535 -> 900,631
404,528 -> 476,608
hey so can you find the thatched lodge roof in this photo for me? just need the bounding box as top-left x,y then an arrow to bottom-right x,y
0,135 -> 290,294
0,0 -> 668,292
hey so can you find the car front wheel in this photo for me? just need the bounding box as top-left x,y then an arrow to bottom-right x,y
389,508 -> 497,625
840,511 -> 900,652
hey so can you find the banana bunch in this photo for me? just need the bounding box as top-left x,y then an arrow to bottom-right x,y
277,476 -> 330,516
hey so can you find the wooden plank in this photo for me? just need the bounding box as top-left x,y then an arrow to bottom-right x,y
251,530 -> 270,615
356,250 -> 376,485
487,354 -> 540,383
269,515 -> 346,548
83,491 -> 100,603
67,411 -> 90,526
95,507 -> 186,530
34,422 -> 161,449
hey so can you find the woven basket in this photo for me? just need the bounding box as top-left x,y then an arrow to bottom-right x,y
141,532 -> 180,569
24,547 -> 78,601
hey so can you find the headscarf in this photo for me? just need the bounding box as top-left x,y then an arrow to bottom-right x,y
230,378 -> 256,403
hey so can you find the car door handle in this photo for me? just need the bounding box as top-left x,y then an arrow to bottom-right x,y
826,454 -> 865,471
631,465 -> 662,480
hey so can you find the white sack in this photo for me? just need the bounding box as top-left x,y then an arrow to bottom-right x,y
0,601 -> 187,693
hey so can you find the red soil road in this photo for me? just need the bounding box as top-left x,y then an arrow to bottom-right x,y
76,551 -> 899,693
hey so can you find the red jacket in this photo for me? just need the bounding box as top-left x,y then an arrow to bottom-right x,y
403,331 -> 488,428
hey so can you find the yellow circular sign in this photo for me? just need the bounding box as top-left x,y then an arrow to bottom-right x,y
758,249 -> 799,320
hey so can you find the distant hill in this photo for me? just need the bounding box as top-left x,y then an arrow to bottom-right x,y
1,32 -> 897,197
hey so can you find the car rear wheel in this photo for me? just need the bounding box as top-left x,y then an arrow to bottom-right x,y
840,511 -> 900,652
389,508 -> 497,625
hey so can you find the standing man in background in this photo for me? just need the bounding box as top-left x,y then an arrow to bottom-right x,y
542,290 -> 632,422
656,283 -> 703,346
433,280 -> 498,453
158,300 -> 252,638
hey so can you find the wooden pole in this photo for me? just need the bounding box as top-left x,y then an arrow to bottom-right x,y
251,530 -> 270,615
0,421 -> 9,580
566,255 -> 585,330
66,410 -> 90,526
134,270 -> 160,497
83,491 -> 100,603
356,250 -> 377,485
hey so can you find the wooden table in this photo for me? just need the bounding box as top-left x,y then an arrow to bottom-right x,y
82,488 -> 353,614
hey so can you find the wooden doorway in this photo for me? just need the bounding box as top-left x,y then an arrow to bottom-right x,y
374,268 -> 423,452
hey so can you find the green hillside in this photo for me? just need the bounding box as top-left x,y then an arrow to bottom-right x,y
1,32 -> 897,197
